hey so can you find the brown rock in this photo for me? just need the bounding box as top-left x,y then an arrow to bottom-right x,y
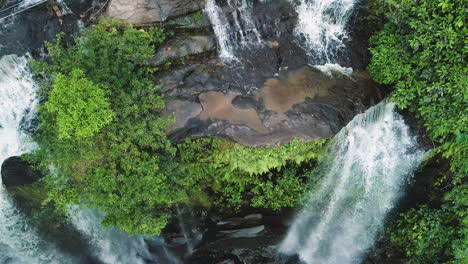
198,91 -> 269,134
106,0 -> 204,24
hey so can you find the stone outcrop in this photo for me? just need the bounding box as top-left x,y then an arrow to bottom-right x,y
0,0 -> 93,57
181,211 -> 298,264
1,156 -> 42,188
106,0 -> 205,24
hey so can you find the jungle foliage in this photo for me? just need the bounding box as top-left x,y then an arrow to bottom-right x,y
368,0 -> 467,262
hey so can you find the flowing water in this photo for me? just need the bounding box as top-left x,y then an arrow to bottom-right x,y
205,0 -> 262,63
293,0 -> 358,64
0,54 -> 77,264
70,206 -> 180,264
205,0 -> 358,65
279,102 -> 426,264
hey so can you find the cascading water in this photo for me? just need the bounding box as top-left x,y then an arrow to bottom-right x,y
205,0 -> 262,62
0,54 -> 76,264
279,101 -> 426,264
70,206 -> 181,264
293,0 -> 358,64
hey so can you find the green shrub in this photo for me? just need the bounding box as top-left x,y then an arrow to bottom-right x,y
45,69 -> 114,140
390,206 -> 458,264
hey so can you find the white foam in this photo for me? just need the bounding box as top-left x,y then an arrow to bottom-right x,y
293,0 -> 357,64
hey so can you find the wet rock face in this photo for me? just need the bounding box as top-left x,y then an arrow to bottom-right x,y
157,0 -> 384,147
163,64 -> 383,147
0,0 -> 93,58
150,35 -> 215,66
182,212 -> 300,264
106,0 -> 205,24
1,156 -> 42,188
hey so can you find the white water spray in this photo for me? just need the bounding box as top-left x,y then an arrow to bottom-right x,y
70,206 -> 180,264
205,0 -> 262,63
314,63 -> 352,76
279,101 -> 426,264
293,0 -> 358,64
0,54 -> 75,264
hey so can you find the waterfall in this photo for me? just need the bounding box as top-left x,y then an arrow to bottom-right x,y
70,206 -> 181,264
205,0 -> 262,63
279,101 -> 426,264
293,0 -> 358,64
0,54 -> 76,264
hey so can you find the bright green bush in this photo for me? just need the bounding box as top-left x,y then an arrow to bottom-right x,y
390,206 -> 458,264
369,0 -> 467,262
45,69 -> 114,140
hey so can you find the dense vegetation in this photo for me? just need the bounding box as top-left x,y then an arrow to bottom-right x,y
31,20 -> 325,235
368,0 -> 467,262
32,20 -> 182,235
178,138 -> 326,210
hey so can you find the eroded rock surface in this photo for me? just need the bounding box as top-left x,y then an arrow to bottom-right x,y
0,0 -> 93,57
106,0 -> 205,24
162,63 -> 382,147
152,0 -> 384,147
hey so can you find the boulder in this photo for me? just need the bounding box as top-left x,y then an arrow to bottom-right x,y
166,12 -> 211,28
1,156 -> 42,188
106,0 -> 205,24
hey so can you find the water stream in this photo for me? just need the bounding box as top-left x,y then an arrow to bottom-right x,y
279,102 -> 426,264
205,0 -> 262,63
293,0 -> 358,64
205,0 -> 358,66
0,54 -> 76,264
70,206 -> 178,264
